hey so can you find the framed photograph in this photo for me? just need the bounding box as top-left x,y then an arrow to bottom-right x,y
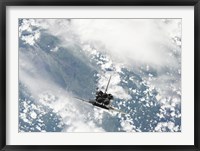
1,0 -> 200,150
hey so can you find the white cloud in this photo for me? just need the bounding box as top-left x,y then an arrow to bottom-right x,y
31,19 -> 181,67
154,121 -> 180,132
19,19 -> 41,46
70,19 -> 181,66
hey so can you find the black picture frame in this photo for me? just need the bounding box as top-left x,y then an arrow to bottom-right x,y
0,0 -> 200,150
